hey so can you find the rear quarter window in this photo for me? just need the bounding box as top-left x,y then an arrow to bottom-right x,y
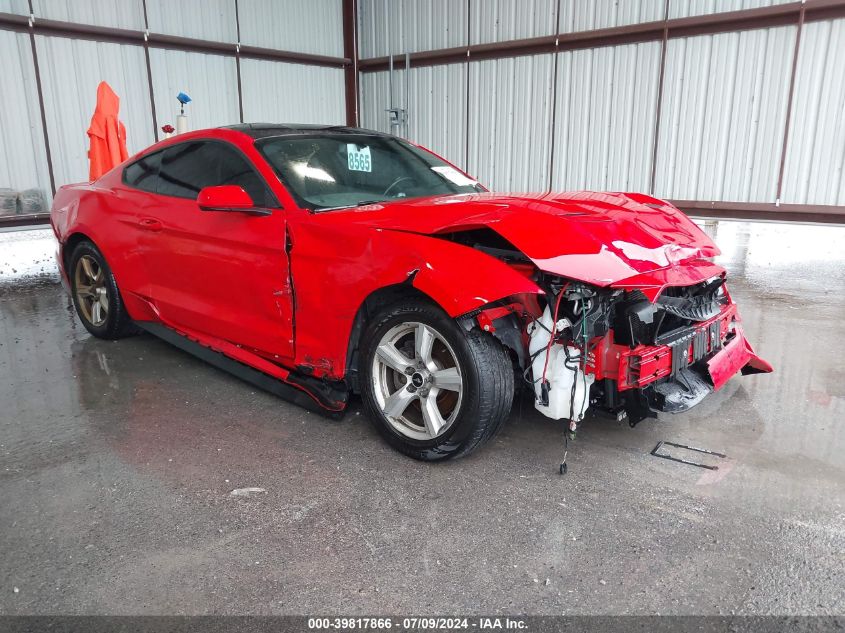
123,151 -> 163,193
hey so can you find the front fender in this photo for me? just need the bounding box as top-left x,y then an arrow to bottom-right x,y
405,234 -> 542,317
288,219 -> 543,379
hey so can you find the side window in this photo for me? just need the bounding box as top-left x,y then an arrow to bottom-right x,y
215,144 -> 271,207
157,141 -> 271,206
123,151 -> 162,193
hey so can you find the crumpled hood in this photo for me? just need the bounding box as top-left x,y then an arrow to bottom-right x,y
330,191 -> 723,296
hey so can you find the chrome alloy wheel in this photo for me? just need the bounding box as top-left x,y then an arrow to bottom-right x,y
371,322 -> 464,440
74,254 -> 109,327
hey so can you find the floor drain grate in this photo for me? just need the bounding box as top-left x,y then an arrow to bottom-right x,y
651,441 -> 727,470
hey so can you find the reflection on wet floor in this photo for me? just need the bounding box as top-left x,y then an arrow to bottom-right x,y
1,221 -> 844,615
700,220 -> 845,300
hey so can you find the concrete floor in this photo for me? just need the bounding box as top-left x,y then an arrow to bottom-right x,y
0,221 -> 843,616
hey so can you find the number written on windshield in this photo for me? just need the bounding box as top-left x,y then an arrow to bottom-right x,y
347,145 -> 372,172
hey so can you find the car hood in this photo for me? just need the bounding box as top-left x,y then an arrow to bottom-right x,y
326,191 -> 723,296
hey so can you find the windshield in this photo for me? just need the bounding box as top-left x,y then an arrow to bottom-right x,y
256,134 -> 484,211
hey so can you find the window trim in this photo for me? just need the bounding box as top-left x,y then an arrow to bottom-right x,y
122,138 -> 280,209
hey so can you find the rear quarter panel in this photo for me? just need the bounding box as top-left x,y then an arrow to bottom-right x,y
51,172 -> 156,321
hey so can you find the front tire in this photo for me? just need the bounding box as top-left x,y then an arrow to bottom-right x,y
69,240 -> 135,339
360,300 -> 514,461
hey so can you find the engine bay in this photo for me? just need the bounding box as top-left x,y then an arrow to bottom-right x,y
447,227 -> 768,432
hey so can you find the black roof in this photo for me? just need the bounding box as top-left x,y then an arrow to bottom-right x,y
221,123 -> 390,139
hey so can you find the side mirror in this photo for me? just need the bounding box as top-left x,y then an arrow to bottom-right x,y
197,186 -> 270,215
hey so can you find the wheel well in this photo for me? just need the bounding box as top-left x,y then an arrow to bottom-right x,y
344,284 -> 437,393
62,232 -> 94,270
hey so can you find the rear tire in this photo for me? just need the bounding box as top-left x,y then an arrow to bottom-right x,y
360,299 -> 514,461
69,240 -> 136,339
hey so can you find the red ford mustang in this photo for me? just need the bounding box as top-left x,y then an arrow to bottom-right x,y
50,124 -> 771,461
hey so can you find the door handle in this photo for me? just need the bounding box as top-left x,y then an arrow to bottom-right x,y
138,217 -> 163,232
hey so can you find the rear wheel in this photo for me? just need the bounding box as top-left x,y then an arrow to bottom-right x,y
69,240 -> 135,339
361,300 -> 514,461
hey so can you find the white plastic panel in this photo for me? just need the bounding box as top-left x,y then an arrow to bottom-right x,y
149,49 -> 240,132
467,55 -> 554,192
35,36 -> 155,189
358,0 -> 468,58
0,30 -> 51,211
551,41 -> 661,193
238,0 -> 343,57
781,18 -> 845,205
559,0 -> 664,33
668,0 -> 793,20
145,0 -> 237,43
654,26 -> 795,202
240,59 -> 345,125
31,0 -> 145,30
470,0 -> 557,45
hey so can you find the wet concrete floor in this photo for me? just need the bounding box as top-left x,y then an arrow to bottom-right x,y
0,222 -> 843,615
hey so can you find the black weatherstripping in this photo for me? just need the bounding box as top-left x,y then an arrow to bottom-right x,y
134,321 -> 347,419
222,123 -> 390,140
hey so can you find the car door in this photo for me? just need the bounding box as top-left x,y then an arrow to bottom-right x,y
138,139 -> 295,362
111,149 -> 165,302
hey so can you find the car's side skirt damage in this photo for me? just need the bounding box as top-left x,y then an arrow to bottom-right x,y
135,321 -> 348,418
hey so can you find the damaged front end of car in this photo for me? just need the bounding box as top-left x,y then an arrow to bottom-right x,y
468,272 -> 772,432
362,191 -> 772,433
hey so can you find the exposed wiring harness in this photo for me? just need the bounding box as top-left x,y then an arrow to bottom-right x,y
566,297 -> 590,432
539,283 -> 569,401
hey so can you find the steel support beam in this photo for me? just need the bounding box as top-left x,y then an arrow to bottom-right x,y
24,1 -> 55,198
140,0 -> 159,142
342,0 -> 359,127
671,201 -> 845,225
649,0 -> 670,195
776,3 -> 806,203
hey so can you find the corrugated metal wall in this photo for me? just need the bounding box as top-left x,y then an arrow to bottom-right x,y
780,17 -> 845,205
358,1 -> 845,209
0,0 -> 347,215
0,30 -> 51,216
654,26 -> 795,201
36,36 -> 155,188
31,0 -> 146,30
471,0 -> 557,44
552,42 -> 661,192
0,0 -> 27,14
238,0 -> 344,56
149,49 -> 240,132
360,64 -> 468,169
241,60 -> 346,124
145,0 -> 237,42
357,0 -> 666,55
667,0 -> 792,20
559,0 -> 664,32
358,0 -> 469,58
468,55 -> 555,192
